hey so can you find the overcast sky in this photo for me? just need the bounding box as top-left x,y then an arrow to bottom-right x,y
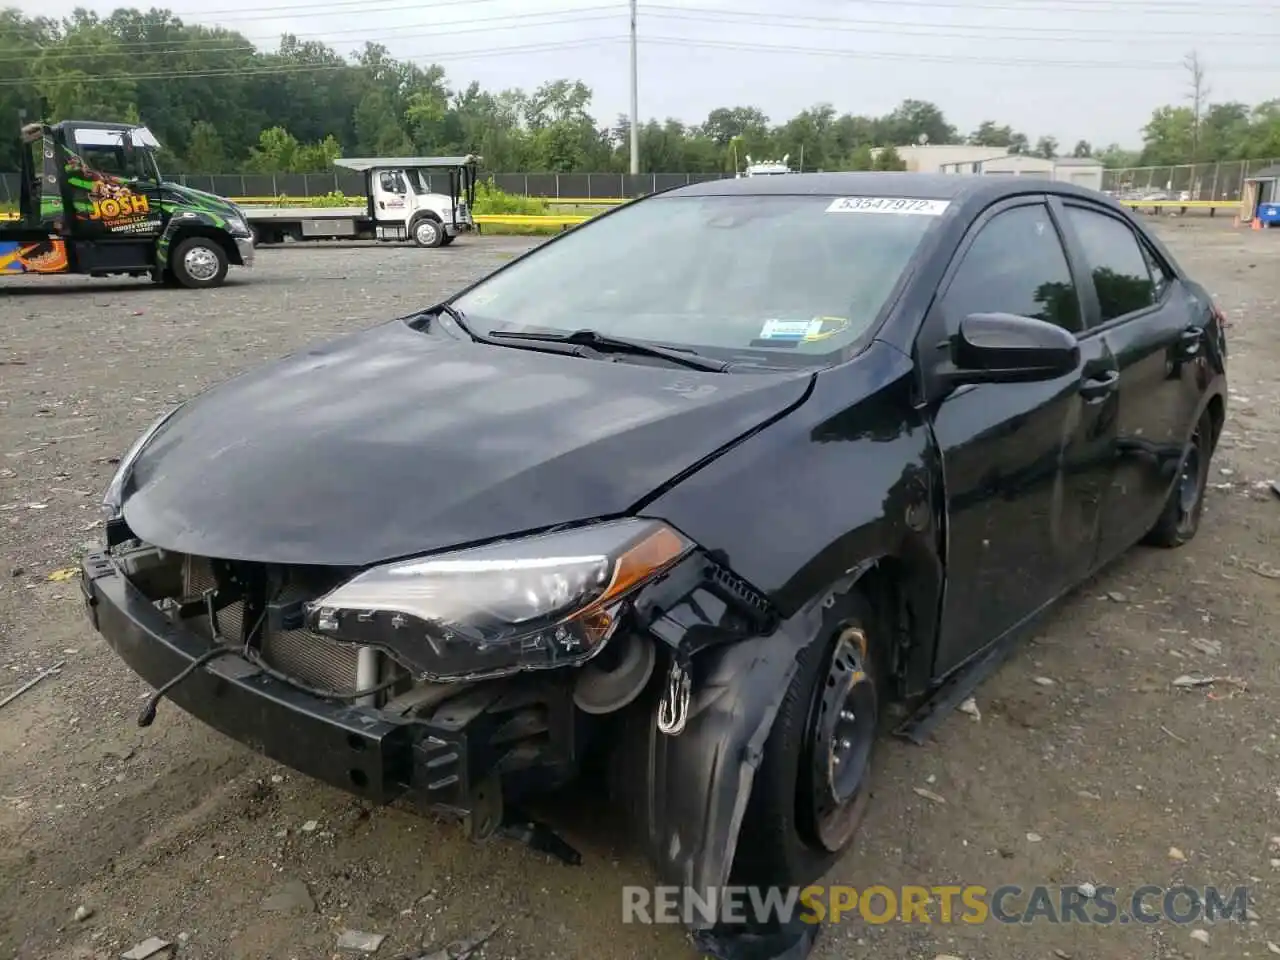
29,0 -> 1280,148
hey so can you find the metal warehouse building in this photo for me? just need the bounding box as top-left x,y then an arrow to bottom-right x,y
936,154 -> 1106,191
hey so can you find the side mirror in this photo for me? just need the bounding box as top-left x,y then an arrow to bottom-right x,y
945,312 -> 1080,385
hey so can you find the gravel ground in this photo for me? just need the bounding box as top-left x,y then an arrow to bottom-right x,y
1,222 -> 1278,960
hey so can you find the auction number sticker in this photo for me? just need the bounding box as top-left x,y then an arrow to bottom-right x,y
826,197 -> 951,215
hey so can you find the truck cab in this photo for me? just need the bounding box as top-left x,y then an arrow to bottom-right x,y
1,119 -> 253,288
362,160 -> 476,246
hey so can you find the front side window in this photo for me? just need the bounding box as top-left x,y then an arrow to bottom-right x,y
941,204 -> 1081,334
1063,206 -> 1156,323
451,194 -> 943,366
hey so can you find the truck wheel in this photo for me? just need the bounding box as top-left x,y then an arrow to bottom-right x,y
729,590 -> 885,889
412,216 -> 444,248
171,237 -> 228,289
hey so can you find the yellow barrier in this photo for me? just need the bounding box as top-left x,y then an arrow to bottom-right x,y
474,213 -> 592,226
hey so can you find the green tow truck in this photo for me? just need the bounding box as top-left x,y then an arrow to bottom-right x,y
2,119 -> 253,288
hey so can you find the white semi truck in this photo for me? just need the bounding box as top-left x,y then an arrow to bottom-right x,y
244,155 -> 479,248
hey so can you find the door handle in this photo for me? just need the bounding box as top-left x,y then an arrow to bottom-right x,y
1179,326 -> 1204,356
1079,369 -> 1119,401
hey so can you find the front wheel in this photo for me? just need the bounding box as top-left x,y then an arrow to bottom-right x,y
412,216 -> 445,248
730,590 -> 884,889
170,237 -> 229,289
1143,407 -> 1213,547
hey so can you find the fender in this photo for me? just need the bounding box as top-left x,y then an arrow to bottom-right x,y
156,209 -> 228,272
629,581 -> 856,960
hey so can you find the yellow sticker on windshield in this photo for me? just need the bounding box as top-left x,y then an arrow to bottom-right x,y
804,316 -> 850,341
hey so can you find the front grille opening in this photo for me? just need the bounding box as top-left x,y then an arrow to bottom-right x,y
178,554 -> 400,702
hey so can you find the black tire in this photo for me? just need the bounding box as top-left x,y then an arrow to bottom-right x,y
729,590 -> 885,889
411,215 -> 445,248
440,233 -> 456,247
169,236 -> 228,289
1142,407 -> 1213,548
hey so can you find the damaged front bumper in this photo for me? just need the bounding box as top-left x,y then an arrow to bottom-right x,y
82,543 -> 830,960
79,550 -> 575,822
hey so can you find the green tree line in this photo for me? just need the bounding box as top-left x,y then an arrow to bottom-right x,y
2,7 -> 1279,175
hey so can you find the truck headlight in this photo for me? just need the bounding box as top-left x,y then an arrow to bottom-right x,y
305,518 -> 693,681
225,216 -> 249,237
101,406 -> 182,519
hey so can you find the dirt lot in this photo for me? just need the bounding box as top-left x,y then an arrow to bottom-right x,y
1,221 -> 1278,960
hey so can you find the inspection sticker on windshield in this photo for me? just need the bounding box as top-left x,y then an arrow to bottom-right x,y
826,197 -> 950,215
758,318 -> 824,341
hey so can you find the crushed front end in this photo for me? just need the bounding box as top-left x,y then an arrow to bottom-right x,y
80,524 -> 583,845
82,510 -> 811,959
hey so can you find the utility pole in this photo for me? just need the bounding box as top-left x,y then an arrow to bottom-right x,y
629,0 -> 639,175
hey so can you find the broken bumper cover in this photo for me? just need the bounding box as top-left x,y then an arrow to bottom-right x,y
79,550 -> 564,813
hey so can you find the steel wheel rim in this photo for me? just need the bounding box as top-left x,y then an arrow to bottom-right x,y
183,246 -> 219,281
416,221 -> 437,244
806,626 -> 877,853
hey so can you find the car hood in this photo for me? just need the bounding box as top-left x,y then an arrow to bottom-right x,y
121,319 -> 813,567
159,182 -> 242,223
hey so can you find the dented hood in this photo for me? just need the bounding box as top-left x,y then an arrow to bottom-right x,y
121,318 -> 811,566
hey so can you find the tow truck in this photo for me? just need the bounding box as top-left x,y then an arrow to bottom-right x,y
1,119 -> 253,288
244,156 -> 479,248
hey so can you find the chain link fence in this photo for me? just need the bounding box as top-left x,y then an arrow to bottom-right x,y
4,163 -> 1276,205
1101,158 -> 1280,202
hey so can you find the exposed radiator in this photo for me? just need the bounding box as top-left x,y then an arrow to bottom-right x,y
182,555 -> 360,693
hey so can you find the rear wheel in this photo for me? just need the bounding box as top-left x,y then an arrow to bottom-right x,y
412,216 -> 444,248
730,590 -> 884,888
170,237 -> 228,289
1143,407 -> 1213,547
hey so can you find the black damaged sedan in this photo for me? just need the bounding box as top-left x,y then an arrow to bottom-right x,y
82,173 -> 1227,960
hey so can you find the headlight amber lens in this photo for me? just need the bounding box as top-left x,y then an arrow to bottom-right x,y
307,518 -> 693,681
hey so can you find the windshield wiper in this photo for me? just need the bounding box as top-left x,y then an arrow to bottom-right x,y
488,328 -> 729,372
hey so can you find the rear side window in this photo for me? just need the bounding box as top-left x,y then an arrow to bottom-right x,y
1063,206 -> 1156,323
941,203 -> 1081,334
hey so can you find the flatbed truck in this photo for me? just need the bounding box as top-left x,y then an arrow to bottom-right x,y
244,156 -> 479,248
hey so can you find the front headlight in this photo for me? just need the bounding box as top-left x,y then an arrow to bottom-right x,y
101,406 -> 180,519
225,215 -> 249,237
306,518 -> 693,682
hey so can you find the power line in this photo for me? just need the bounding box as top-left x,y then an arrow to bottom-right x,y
776,0 -> 1280,11
649,5 -> 1280,41
6,0 -> 1272,62
0,35 -> 628,87
642,35 -> 1274,70
0,7 -> 621,62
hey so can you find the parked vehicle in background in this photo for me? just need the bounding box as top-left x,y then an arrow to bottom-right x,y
738,153 -> 793,177
82,173 -> 1227,960
245,156 -> 478,248
1,119 -> 252,288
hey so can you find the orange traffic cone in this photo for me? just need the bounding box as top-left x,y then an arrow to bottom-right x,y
1252,217 -> 1262,231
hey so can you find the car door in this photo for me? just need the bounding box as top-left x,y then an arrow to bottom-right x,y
373,170 -> 409,224
1053,200 -> 1202,563
918,198 -> 1119,678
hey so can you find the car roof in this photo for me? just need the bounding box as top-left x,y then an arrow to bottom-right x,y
665,171 -> 1114,207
